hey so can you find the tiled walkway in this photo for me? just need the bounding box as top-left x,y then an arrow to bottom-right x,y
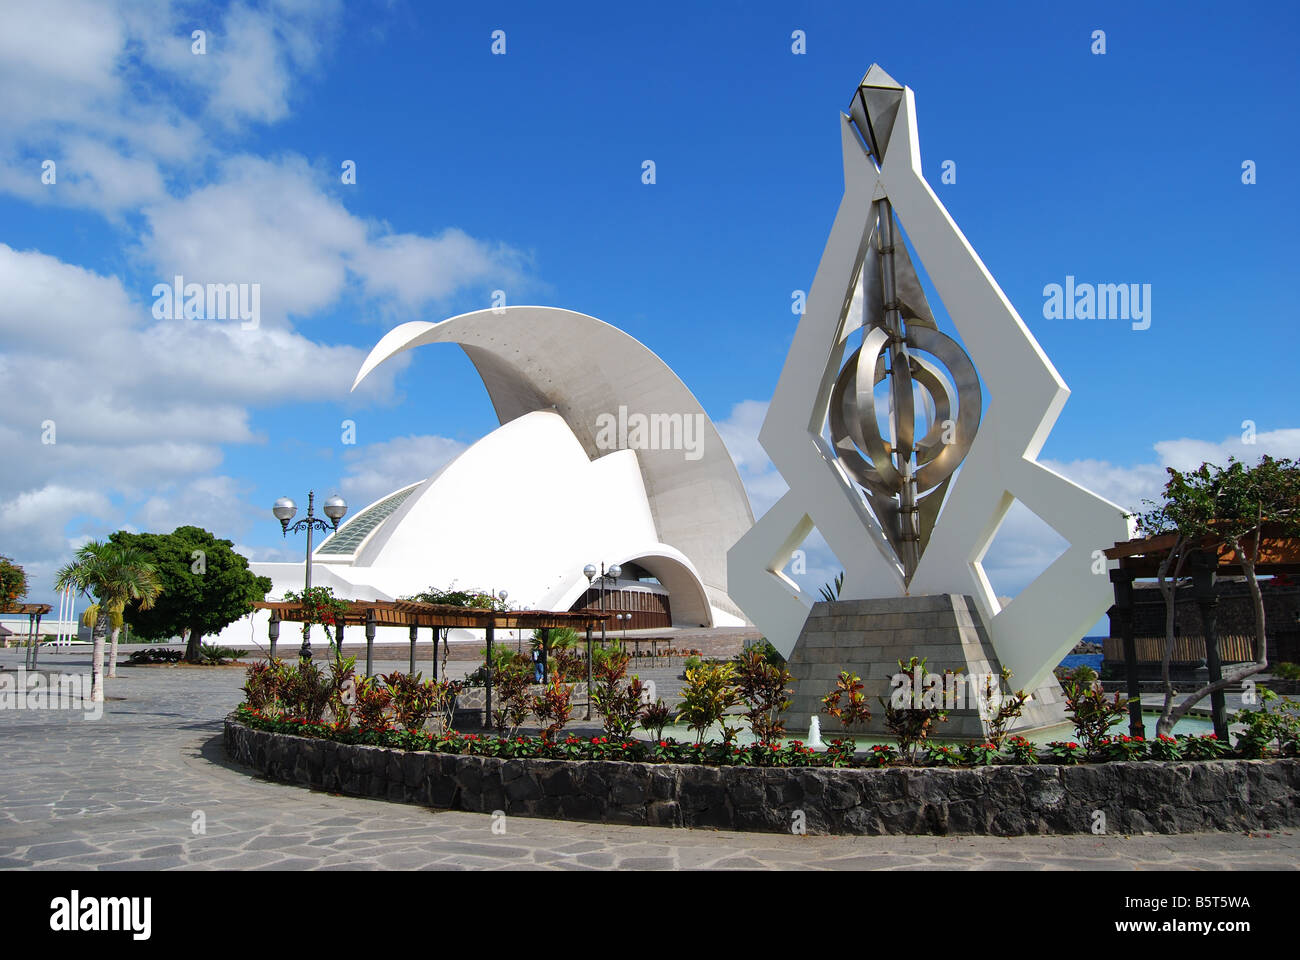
1,649 -> 1295,870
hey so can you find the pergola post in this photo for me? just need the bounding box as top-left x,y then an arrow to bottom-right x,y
584,624 -> 593,720
25,612 -> 35,670
432,627 -> 440,681
408,623 -> 418,674
364,608 -> 376,678
30,611 -> 42,669
1109,567 -> 1144,738
1190,551 -> 1229,741
484,624 -> 494,729
540,627 -> 550,684
335,619 -> 345,662
268,610 -> 280,661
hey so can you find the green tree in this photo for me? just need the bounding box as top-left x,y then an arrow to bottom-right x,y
55,541 -> 163,701
109,526 -> 271,664
1135,456 -> 1300,735
0,555 -> 28,610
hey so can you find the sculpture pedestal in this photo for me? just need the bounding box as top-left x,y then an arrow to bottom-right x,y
783,595 -> 1068,740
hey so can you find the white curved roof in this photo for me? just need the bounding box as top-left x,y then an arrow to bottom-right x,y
352,306 -> 754,619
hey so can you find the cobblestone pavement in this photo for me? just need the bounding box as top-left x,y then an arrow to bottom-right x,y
1,649 -> 1296,870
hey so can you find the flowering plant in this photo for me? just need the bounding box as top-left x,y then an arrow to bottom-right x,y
924,742 -> 962,766
861,743 -> 896,768
1003,735 -> 1038,765
1045,741 -> 1083,764
960,742 -> 1000,766
1098,734 -> 1147,762
1178,732 -> 1231,760
1147,733 -> 1182,761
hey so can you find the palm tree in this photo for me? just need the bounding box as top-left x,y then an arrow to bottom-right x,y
55,541 -> 163,701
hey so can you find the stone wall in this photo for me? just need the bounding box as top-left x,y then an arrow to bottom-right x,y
784,595 -> 1066,739
225,715 -> 1300,836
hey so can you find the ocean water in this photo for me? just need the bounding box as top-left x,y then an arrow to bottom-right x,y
1058,653 -> 1104,672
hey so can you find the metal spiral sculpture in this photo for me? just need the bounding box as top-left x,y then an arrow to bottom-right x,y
829,75 -> 982,582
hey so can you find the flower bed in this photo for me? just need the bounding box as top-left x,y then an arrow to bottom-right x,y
224,711 -> 1300,836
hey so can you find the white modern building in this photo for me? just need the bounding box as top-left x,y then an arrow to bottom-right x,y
216,306 -> 754,648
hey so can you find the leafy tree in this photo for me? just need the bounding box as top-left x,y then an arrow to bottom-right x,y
0,555 -> 28,610
1135,456 -> 1300,735
109,526 -> 271,664
55,541 -> 163,700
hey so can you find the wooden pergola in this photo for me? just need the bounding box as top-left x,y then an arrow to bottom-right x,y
253,600 -> 609,725
0,602 -> 53,670
1103,524 -> 1300,739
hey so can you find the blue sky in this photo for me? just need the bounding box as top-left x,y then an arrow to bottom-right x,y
2,0 -> 1297,617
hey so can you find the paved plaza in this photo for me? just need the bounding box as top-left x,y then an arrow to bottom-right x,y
0,648 -> 1295,871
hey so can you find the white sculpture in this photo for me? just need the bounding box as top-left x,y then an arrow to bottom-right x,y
727,66 -> 1132,692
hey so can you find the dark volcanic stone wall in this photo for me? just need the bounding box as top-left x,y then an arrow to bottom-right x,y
225,716 -> 1300,837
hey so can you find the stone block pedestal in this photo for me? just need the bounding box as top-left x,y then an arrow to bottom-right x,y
784,595 -> 1067,740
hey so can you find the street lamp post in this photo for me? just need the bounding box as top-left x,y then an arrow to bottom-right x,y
273,491 -> 347,661
582,561 -> 621,721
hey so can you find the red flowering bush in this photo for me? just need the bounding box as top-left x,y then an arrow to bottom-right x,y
1148,733 -> 1183,761
1046,741 -> 1083,764
1099,734 -> 1147,762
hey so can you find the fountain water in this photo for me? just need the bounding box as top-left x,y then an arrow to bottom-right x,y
807,715 -> 826,750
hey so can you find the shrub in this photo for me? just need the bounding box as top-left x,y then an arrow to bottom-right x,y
242,660 -> 287,711
127,648 -> 184,665
326,654 -> 357,727
861,743 -> 895,768
973,668 -> 1028,748
960,742 -> 1000,766
199,644 -> 244,665
591,645 -> 646,740
1003,734 -> 1038,764
734,648 -> 793,743
1148,734 -> 1182,761
1045,741 -> 1083,764
1098,734 -> 1147,762
1234,688 -> 1300,758
531,676 -> 575,742
1178,733 -> 1230,760
821,671 -> 872,731
382,671 -> 442,733
1061,672 -> 1131,757
281,659 -> 333,724
925,742 -> 962,766
490,654 -> 533,738
354,675 -> 392,731
551,644 -> 585,682
675,662 -> 739,744
1272,662 -> 1300,681
879,657 -> 948,763
640,698 -> 671,741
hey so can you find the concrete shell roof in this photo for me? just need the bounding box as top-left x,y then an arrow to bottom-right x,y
352,306 -> 754,616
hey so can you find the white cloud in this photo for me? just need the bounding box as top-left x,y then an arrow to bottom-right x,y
138,156 -> 529,325
339,434 -> 468,506
0,484 -> 114,559
0,0 -> 343,216
132,475 -> 261,537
